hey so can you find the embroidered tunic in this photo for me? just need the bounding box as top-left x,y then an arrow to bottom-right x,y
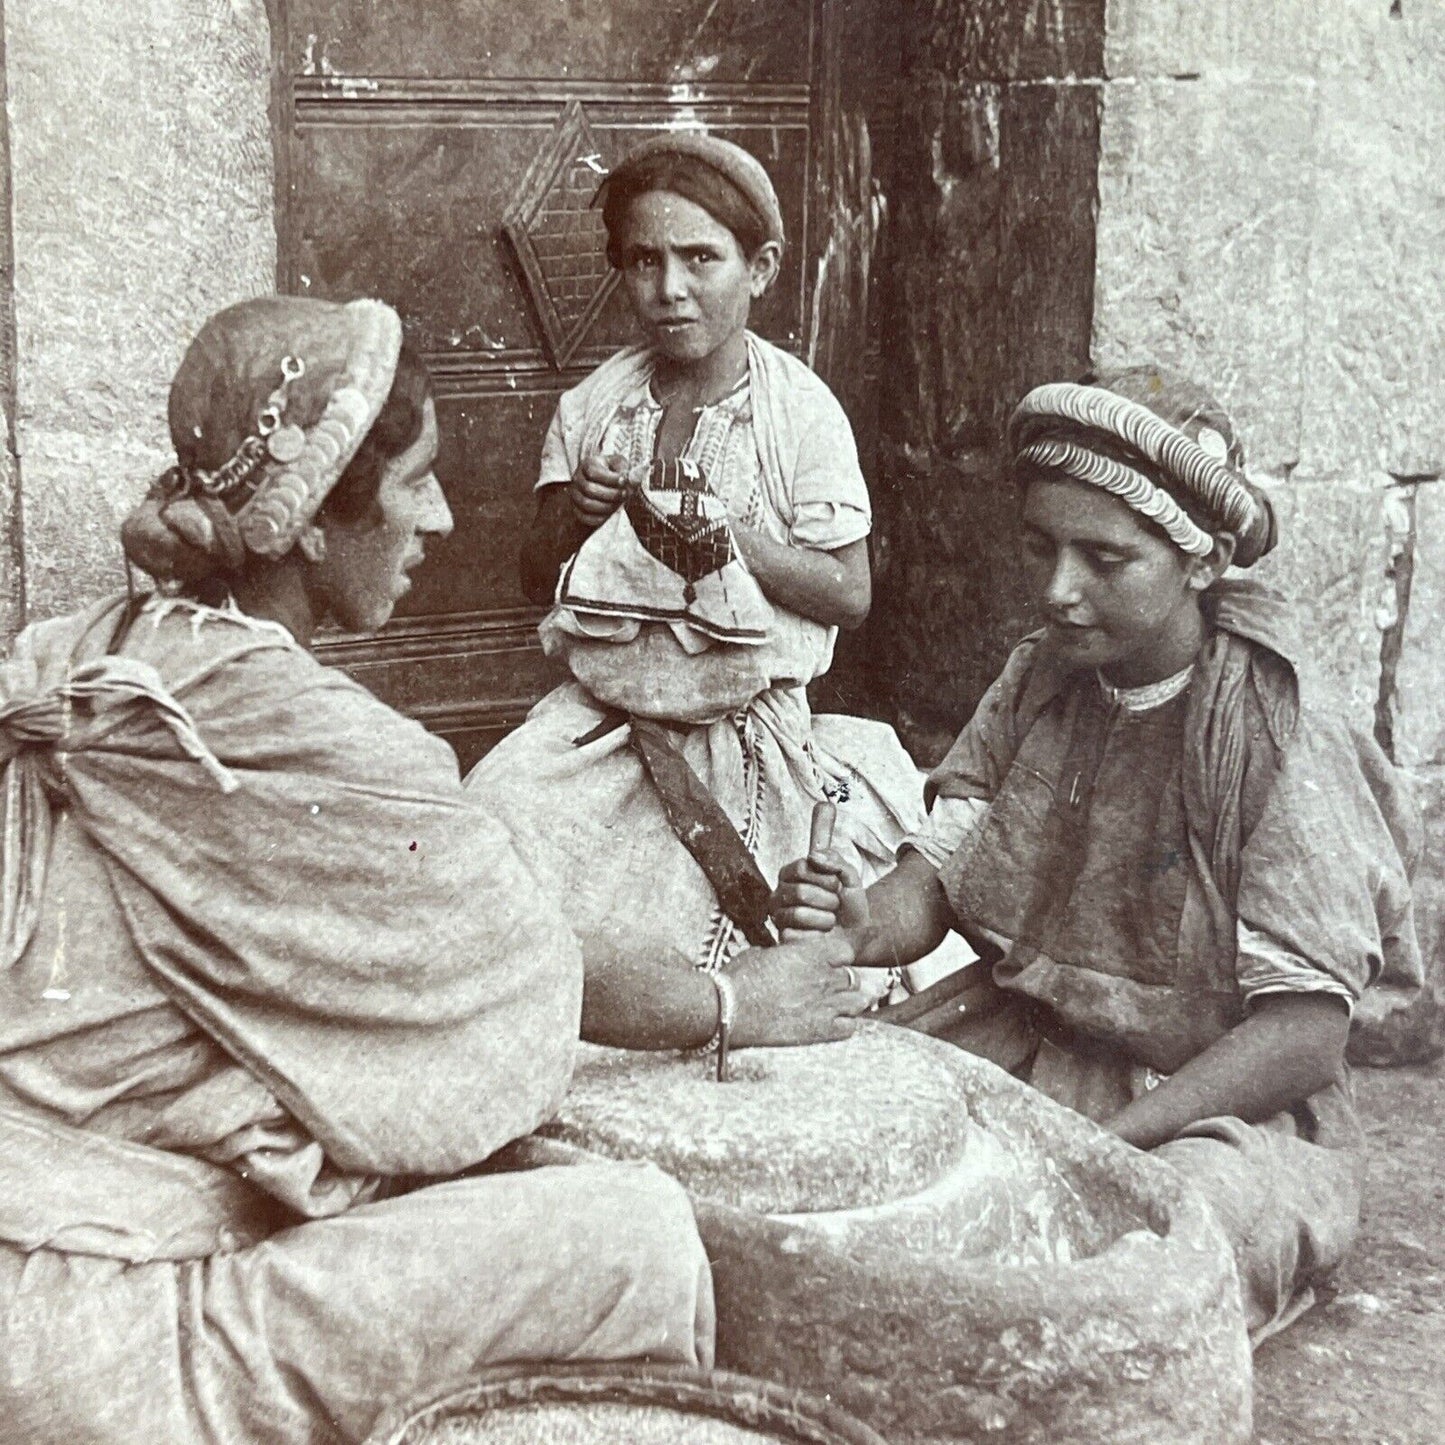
471,335 -> 956,983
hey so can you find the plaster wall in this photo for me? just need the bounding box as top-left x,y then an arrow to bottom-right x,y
3,0 -> 275,631
1093,0 -> 1445,977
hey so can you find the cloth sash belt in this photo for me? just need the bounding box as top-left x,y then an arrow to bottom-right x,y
0,1094 -> 277,1263
574,711 -> 777,949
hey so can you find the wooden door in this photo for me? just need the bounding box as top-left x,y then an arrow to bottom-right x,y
270,0 -> 888,767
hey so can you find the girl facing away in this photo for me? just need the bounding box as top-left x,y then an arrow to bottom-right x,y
470,133 -> 964,1054
0,296 -> 714,1443
773,369 -> 1425,1344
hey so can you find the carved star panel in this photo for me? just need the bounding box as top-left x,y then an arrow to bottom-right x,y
502,100 -> 619,369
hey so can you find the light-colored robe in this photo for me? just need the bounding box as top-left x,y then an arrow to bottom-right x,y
0,595 -> 713,1443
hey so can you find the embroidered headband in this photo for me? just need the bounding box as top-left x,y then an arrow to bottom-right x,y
594,132 -> 786,250
1007,378 -> 1277,567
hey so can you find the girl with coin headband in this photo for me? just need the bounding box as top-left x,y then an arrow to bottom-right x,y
772,369 -> 1425,1343
0,296 -> 714,1442
473,134 -> 960,1056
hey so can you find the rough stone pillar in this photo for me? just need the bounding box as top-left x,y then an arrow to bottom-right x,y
1094,0 -> 1445,1057
0,1 -> 22,646
865,0 -> 1106,763
3,0 -> 276,628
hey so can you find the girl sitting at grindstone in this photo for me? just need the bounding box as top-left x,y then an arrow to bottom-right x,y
771,370 -> 1424,1343
471,133 -> 953,1054
0,296 -> 714,1443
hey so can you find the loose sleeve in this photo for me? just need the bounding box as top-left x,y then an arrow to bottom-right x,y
1235,922 -> 1355,1015
924,638 -> 1044,810
536,397 -> 574,491
784,384 -> 871,550
1234,711 -> 1419,1008
899,794 -> 990,869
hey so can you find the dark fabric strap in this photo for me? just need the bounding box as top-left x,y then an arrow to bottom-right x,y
877,965 -> 1040,1074
629,719 -> 777,949
573,711 -> 776,948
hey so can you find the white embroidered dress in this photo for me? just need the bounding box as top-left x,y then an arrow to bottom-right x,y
468,335 -> 934,979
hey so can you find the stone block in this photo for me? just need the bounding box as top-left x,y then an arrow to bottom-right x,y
1297,76 -> 1445,480
6,0 -> 276,620
1393,482 -> 1445,769
1403,762 -> 1445,971
0,418 -> 20,647
1317,0 -> 1445,84
535,1026 -> 1252,1444
1092,78 -> 1315,479
1350,759 -> 1445,1067
1105,0 -> 1327,80
17,430 -> 168,617
1105,0 -> 1436,82
1249,475 -> 1393,732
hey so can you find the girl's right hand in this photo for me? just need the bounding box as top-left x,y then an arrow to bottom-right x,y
770,849 -> 870,941
569,453 -> 629,528
726,933 -> 871,1047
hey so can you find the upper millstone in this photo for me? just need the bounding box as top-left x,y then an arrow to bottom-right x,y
549,1023 -> 975,1215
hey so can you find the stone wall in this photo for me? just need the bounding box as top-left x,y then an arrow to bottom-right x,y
0,2 -> 22,643
1093,0 -> 1445,1005
2,0 -> 275,633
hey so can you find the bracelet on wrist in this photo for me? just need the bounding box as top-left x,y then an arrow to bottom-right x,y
705,969 -> 737,1083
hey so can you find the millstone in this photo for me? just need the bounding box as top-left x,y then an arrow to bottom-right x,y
397,1402 -> 802,1444
549,1028 -> 973,1214
529,1023 -> 1255,1444
368,1368 -> 886,1445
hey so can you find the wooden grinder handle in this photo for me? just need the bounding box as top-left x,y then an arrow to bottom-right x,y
809,800 -> 837,861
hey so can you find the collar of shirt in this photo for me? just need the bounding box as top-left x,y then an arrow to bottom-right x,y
1097,662 -> 1195,713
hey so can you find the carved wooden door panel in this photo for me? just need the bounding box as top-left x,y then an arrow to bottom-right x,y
271,0 -> 883,766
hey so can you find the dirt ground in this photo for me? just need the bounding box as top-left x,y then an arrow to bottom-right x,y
1253,1060 -> 1445,1444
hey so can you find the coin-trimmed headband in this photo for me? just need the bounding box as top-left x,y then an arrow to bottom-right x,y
236,299 -> 403,558
1008,380 -> 1277,567
123,296 -> 407,584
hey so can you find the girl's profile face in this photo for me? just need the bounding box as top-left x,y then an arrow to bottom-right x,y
1020,476 -> 1219,687
615,190 -> 778,368
310,399 -> 452,633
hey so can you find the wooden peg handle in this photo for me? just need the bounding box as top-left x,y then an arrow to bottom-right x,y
809,800 -> 837,859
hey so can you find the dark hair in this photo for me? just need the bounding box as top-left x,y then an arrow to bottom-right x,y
319,341 -> 433,524
601,154 -> 771,268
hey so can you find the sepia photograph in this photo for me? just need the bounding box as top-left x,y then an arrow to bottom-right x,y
0,1 -> 1442,1441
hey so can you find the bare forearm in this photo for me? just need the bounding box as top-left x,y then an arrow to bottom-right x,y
581,936 -> 867,1051
846,852 -> 954,969
1107,993 -> 1350,1151
520,488 -> 588,605
732,530 -> 870,629
581,957 -> 717,1050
